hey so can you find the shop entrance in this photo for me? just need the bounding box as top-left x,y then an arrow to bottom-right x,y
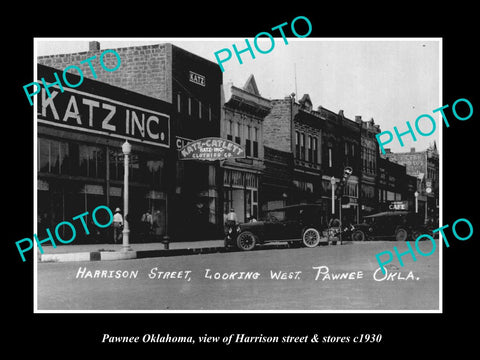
223,170 -> 259,223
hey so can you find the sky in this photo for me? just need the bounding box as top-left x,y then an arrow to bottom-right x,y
36,38 -> 441,153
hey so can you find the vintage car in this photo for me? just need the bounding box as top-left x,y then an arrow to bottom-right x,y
351,211 -> 426,241
226,204 -> 326,251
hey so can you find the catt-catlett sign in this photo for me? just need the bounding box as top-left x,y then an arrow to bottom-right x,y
179,137 -> 244,161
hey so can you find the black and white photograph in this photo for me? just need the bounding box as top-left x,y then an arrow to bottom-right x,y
6,7 -> 479,354
33,37 -> 441,312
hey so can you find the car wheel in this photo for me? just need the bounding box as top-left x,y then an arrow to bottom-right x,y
302,228 -> 321,248
395,228 -> 408,241
411,230 -> 422,241
236,231 -> 256,251
351,230 -> 366,241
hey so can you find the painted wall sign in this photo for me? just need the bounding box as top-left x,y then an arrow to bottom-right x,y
178,137 -> 245,161
37,86 -> 170,148
189,71 -> 205,87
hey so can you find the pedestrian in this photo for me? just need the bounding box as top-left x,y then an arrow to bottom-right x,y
141,209 -> 153,239
246,212 -> 257,223
112,208 -> 123,244
226,208 -> 237,226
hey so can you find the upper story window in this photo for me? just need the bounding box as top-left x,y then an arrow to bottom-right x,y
227,120 -> 233,141
38,138 -> 70,175
234,122 -> 241,145
308,136 -> 313,162
245,125 -> 251,157
253,127 -> 259,158
300,133 -> 306,160
79,144 -> 105,178
177,93 -> 181,113
295,131 -> 300,159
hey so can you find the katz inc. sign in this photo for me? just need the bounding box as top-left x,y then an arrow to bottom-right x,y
179,137 -> 245,161
37,86 -> 170,148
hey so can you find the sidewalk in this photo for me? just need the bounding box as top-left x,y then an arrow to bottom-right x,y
38,239 -> 226,263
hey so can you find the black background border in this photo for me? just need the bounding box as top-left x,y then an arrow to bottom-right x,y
7,6 -> 478,355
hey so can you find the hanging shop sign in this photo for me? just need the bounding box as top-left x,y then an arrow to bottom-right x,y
178,137 -> 245,161
388,200 -> 409,211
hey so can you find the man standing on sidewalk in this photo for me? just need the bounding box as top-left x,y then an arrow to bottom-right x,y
113,208 -> 123,244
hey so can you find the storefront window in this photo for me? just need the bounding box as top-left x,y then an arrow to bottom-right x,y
142,157 -> 164,189
38,138 -> 70,174
79,145 -> 105,178
361,184 -> 375,199
109,150 -> 124,181
387,191 -> 395,201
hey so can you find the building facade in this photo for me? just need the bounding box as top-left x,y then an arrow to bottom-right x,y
37,64 -> 172,243
382,143 -> 439,225
263,94 -> 362,226
316,106 -> 361,225
357,117 -> 381,218
377,157 -> 417,212
221,75 -> 271,223
38,41 -> 223,241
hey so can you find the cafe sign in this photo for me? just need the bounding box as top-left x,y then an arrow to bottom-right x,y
388,201 -> 409,211
178,137 -> 245,161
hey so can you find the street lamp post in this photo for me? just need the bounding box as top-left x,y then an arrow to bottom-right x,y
122,140 -> 132,252
414,191 -> 419,214
330,176 -> 336,215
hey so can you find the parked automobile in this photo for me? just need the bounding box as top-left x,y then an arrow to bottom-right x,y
351,211 -> 426,241
226,204 -> 326,251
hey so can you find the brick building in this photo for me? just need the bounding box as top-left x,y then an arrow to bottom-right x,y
262,94 -> 362,226
378,157 -> 418,212
316,106 -> 361,225
221,75 -> 271,222
382,143 -> 439,224
37,41 -> 223,241
357,117 -> 381,217
36,64 -> 172,243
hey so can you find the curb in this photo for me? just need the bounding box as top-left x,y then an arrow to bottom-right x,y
39,246 -> 226,263
40,250 -> 138,263
38,241 -> 348,263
